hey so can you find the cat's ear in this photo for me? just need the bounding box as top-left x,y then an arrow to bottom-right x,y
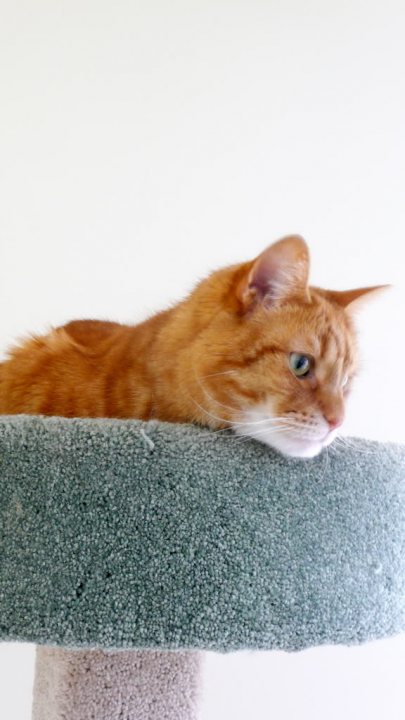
237,235 -> 310,312
325,285 -> 391,312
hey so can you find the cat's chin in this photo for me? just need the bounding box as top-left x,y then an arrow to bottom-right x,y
273,438 -> 324,459
262,434 -> 324,459
239,429 -> 336,459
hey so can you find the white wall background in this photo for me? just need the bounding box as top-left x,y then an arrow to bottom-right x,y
1,1 -> 404,718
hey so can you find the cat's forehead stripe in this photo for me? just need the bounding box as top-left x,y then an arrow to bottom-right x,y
322,327 -> 342,363
315,315 -> 354,381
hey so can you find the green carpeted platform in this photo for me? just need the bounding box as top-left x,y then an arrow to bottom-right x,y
0,415 -> 404,652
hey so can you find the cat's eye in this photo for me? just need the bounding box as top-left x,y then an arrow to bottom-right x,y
289,352 -> 312,378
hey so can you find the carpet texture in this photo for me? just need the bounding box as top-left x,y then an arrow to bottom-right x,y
32,648 -> 201,720
0,414 -> 404,652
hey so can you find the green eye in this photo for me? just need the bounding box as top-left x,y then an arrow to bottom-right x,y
289,352 -> 312,378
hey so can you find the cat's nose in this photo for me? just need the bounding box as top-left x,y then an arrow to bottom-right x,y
324,413 -> 344,430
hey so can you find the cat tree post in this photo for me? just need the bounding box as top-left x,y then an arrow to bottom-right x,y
0,416 -> 404,720
32,648 -> 201,720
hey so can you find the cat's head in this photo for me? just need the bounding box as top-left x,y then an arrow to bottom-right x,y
187,235 -> 386,458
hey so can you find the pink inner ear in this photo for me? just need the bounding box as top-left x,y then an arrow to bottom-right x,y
239,235 -> 310,311
248,252 -> 283,301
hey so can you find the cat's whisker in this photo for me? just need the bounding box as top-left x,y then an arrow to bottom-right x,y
190,392 -> 306,432
193,373 -> 241,416
190,429 -> 237,442
235,419 -> 331,447
233,413 -> 319,429
235,429 -> 294,445
331,435 -> 380,456
321,445 -> 330,481
188,419 -> 307,445
235,415 -> 312,429
234,424 -> 297,443
336,436 -> 373,449
198,370 -> 239,380
189,397 -> 240,427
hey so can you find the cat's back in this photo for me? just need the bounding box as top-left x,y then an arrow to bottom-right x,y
61,319 -> 125,352
0,319 -> 134,416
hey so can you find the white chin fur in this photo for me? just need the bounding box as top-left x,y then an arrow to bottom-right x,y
259,432 -> 324,459
234,427 -> 324,458
234,410 -> 338,459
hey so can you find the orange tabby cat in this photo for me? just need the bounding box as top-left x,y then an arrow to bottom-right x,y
0,236 -> 383,458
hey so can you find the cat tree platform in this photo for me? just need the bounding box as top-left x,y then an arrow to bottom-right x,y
1,415 -> 404,719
